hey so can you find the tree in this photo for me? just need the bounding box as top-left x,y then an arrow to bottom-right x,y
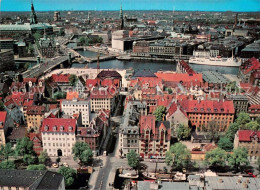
0,160 -> 15,169
33,31 -> 42,41
153,106 -> 166,121
58,166 -> 76,187
206,120 -> 221,142
69,74 -> 78,87
165,143 -> 191,170
0,101 -> 5,111
15,137 -> 36,165
126,150 -> 139,169
39,150 -> 50,165
256,117 -> 260,125
0,143 -> 14,160
15,137 -> 35,156
79,37 -> 86,45
205,148 -> 227,168
27,164 -> 46,170
236,112 -> 250,127
218,137 -> 233,152
72,142 -> 93,165
53,91 -> 66,100
226,122 -> 240,141
245,121 -> 260,131
28,43 -> 34,55
228,147 -> 249,171
177,124 -> 191,140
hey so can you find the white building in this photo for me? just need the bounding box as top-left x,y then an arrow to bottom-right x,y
41,118 -> 76,157
61,99 -> 90,126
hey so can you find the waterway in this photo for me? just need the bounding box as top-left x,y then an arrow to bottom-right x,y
73,50 -> 239,75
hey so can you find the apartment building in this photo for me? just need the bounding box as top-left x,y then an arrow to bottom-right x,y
41,118 -> 76,157
26,105 -> 45,132
61,99 -> 90,126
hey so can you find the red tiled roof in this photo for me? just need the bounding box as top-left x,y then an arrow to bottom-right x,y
27,106 -> 45,115
167,102 -> 177,117
23,78 -> 37,83
52,74 -> 70,83
86,79 -> 98,88
155,72 -> 203,83
179,60 -> 197,75
238,130 -> 260,142
23,100 -> 34,107
242,57 -> 260,75
41,118 -> 76,133
140,115 -> 156,132
0,111 -> 7,128
66,91 -> 79,100
180,99 -> 235,114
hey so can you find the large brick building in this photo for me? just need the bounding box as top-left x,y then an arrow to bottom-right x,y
139,115 -> 171,158
180,99 -> 235,132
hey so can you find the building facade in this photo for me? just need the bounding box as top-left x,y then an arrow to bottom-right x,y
41,118 -> 76,157
234,130 -> 260,161
26,105 -> 45,132
61,99 -> 90,126
0,49 -> 15,72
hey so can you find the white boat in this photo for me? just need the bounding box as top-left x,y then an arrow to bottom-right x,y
189,56 -> 241,67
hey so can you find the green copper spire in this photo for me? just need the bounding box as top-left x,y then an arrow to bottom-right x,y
30,0 -> 38,24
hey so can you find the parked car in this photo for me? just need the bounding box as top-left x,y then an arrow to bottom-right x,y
52,162 -> 59,168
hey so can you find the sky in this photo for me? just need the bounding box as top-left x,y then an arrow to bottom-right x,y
1,0 -> 260,12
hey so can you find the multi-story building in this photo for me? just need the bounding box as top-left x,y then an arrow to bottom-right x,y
248,105 -> 260,121
27,105 -> 45,132
132,41 -> 150,57
0,170 -> 65,190
139,115 -> 171,158
29,133 -> 43,155
238,58 -> 260,86
180,99 -> 235,132
90,87 -> 117,113
227,95 -> 249,116
234,130 -> 260,161
119,101 -> 144,157
41,118 -> 77,157
61,99 -> 90,126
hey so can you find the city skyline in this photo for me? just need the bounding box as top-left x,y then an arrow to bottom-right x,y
1,0 -> 260,12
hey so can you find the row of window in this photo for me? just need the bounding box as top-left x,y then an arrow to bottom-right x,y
43,137 -> 74,141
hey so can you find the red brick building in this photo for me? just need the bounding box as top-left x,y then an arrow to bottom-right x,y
139,115 -> 171,158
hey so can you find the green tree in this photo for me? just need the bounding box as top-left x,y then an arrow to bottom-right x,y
15,137 -> 36,165
69,74 -> 78,87
177,124 -> 191,140
226,122 -> 240,141
228,147 -> 249,171
126,150 -> 140,169
39,150 -> 50,165
58,166 -> 76,187
256,117 -> 260,125
245,121 -> 260,131
206,120 -> 220,142
27,164 -> 46,170
53,91 -> 66,100
79,37 -> 86,45
205,148 -> 227,168
153,106 -> 166,121
165,143 -> 191,170
218,137 -> 233,152
0,160 -> 15,169
0,101 -> 5,111
72,142 -> 93,165
236,112 -> 250,127
33,31 -> 43,41
28,43 -> 34,55
0,143 -> 14,160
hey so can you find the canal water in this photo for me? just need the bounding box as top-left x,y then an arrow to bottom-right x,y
73,49 -> 239,75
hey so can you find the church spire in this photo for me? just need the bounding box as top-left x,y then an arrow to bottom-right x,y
120,3 -> 123,20
30,0 -> 38,24
119,2 -> 124,30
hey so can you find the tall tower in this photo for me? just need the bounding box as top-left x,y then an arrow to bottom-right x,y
119,3 -> 124,30
30,0 -> 38,24
87,12 -> 91,25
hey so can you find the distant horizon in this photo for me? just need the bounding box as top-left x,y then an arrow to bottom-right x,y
1,0 -> 260,12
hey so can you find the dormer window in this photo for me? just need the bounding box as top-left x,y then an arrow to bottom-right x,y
60,126 -> 64,131
53,126 -> 57,131
221,108 -> 224,112
44,125 -> 49,131
68,126 -> 73,132
214,108 -> 218,112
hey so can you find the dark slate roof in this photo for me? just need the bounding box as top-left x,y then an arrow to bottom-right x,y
132,70 -> 157,78
0,170 -> 64,189
6,127 -> 27,141
97,70 -> 122,78
155,121 -> 170,129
